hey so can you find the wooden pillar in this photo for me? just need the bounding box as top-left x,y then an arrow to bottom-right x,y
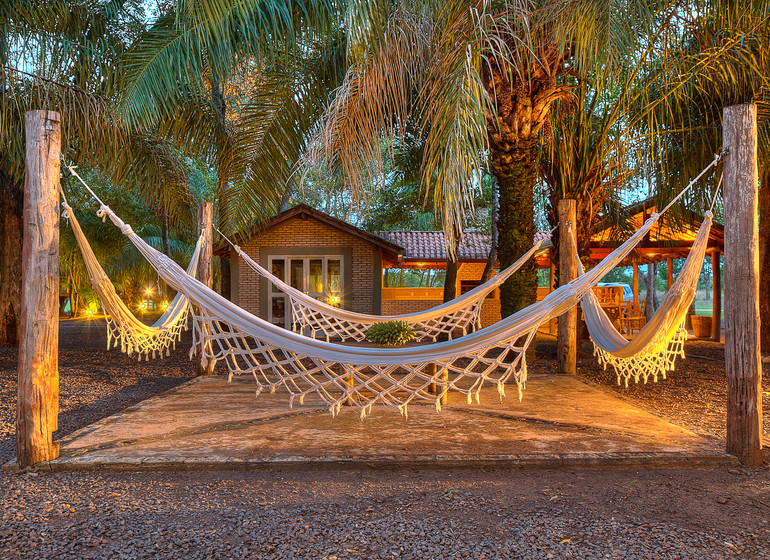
16,110 -> 61,468
426,363 -> 448,405
723,103 -> 763,466
666,256 -> 673,290
557,200 -> 577,374
196,201 -> 214,375
344,374 -> 356,406
632,264 -> 639,313
711,249 -> 721,341
549,259 -> 556,334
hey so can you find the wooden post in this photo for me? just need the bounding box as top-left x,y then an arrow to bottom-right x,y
711,249 -> 721,342
196,201 -> 215,375
666,256 -> 673,290
632,264 -> 639,314
16,110 -> 61,468
723,103 -> 763,466
427,362 -> 437,395
557,200 -> 577,375
549,260 -> 556,334
344,374 -> 356,406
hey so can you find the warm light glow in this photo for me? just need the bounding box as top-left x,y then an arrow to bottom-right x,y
162,301 -> 169,310
417,262 -> 425,267
87,309 -> 94,315
145,287 -> 153,296
139,302 -> 147,309
328,295 -> 340,304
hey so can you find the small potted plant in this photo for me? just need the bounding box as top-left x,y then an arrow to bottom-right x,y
365,321 -> 416,346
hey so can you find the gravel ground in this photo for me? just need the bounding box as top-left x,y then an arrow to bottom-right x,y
0,318 -> 194,465
1,468 -> 769,559
2,320 -> 770,559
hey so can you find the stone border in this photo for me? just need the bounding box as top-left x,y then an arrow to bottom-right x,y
5,450 -> 738,473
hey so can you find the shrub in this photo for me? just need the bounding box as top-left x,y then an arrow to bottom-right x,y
365,320 -> 416,346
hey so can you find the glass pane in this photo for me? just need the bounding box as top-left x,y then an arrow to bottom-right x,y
290,259 -> 304,291
271,259 -> 285,293
309,259 -> 323,293
327,259 -> 341,306
271,296 -> 285,328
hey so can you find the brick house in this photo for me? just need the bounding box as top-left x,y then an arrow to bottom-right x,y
215,204 -> 403,328
216,201 -> 724,332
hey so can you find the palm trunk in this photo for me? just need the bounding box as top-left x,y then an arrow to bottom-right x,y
0,167 -> 23,346
759,168 -> 770,352
492,138 -> 538,317
480,176 -> 499,283
443,238 -> 461,303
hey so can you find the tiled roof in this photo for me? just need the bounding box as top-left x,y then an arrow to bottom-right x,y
375,231 -> 492,261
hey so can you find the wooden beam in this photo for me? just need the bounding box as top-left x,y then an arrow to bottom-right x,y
711,249 -> 721,341
666,256 -> 673,290
557,200 -> 577,375
632,265 -> 639,313
16,110 -> 61,468
196,201 -> 215,376
723,103 -> 763,466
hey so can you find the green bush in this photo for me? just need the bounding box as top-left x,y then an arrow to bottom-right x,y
365,321 -> 416,346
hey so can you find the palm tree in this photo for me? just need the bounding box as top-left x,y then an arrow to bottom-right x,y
303,0 -> 666,317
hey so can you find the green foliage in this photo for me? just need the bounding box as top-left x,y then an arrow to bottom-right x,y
364,321 -> 416,346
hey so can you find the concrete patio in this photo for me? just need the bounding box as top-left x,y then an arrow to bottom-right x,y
9,373 -> 737,472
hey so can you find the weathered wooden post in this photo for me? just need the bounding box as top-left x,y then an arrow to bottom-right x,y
711,249 -> 721,342
557,199 -> 577,375
666,256 -> 673,290
196,201 -> 215,375
549,259 -> 556,334
632,264 -> 639,314
16,111 -> 61,468
723,103 -> 763,466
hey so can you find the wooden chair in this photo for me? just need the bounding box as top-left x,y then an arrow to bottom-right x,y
620,300 -> 647,337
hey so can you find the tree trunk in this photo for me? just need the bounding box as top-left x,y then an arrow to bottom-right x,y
492,138 -> 538,317
480,176 -> 499,283
443,238 -> 460,303
759,167 -> 770,352
0,165 -> 24,347
645,263 -> 657,321
161,210 -> 171,256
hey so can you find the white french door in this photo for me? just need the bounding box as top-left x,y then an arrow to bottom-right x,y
267,256 -> 343,328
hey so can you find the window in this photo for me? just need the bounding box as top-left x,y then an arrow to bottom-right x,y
268,255 -> 344,327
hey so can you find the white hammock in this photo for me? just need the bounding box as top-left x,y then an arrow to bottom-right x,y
62,199 -> 203,360
88,196 -> 662,418
222,230 -> 551,342
68,152 -> 723,417
576,211 -> 714,386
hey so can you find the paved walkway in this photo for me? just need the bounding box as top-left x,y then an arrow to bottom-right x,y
24,374 -> 735,471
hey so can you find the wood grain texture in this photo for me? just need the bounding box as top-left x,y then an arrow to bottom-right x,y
557,199 -> 577,375
16,110 -> 61,467
196,201 -> 215,375
711,250 -> 721,342
723,103 -> 763,466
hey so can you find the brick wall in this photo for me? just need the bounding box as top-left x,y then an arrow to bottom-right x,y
238,217 -> 376,318
382,299 -> 442,315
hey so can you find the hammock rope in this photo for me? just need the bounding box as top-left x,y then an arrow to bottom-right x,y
216,226 -> 555,342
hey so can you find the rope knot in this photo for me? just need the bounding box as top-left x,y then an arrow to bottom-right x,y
96,205 -> 111,222
120,223 -> 134,236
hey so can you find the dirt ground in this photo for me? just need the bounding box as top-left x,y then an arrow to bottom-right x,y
1,320 -> 769,559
